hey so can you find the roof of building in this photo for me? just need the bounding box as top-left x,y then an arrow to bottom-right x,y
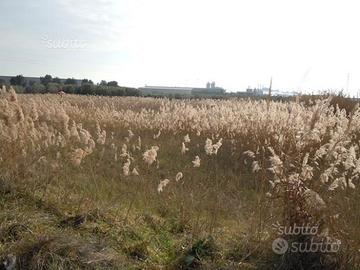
139,86 -> 193,91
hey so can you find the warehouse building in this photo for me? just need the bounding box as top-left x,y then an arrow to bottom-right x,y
139,82 -> 225,96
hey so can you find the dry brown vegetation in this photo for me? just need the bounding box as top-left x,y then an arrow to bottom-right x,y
1,87 -> 360,269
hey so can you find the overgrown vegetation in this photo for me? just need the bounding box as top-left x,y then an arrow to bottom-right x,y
0,74 -> 140,97
0,87 -> 359,269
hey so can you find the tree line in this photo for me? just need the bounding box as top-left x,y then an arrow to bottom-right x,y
0,74 -> 140,97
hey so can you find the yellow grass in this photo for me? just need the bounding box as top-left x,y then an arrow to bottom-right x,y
1,88 -> 360,269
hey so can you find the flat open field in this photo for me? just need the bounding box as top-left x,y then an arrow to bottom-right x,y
1,88 -> 360,269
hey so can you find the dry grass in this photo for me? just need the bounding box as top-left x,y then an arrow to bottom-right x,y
1,87 -> 360,269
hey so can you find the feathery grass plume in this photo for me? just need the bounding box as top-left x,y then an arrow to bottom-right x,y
37,156 -> 48,166
136,136 -> 142,150
309,105 -> 322,131
123,159 -> 131,176
204,138 -> 213,155
132,168 -> 139,176
157,179 -> 170,193
29,101 -> 39,121
175,172 -> 183,182
344,146 -> 356,170
268,180 -> 275,189
328,177 -> 347,191
348,178 -> 356,189
8,87 -> 17,102
57,108 -> 70,136
320,167 -> 334,184
70,148 -> 85,167
128,129 -> 134,139
14,103 -> 24,123
154,130 -> 161,139
192,156 -> 201,167
344,102 -> 359,135
84,138 -> 96,156
143,146 -> 159,165
0,85 -> 6,95
267,147 -> 283,175
243,150 -> 256,159
300,152 -> 313,181
79,127 -> 92,145
96,124 -> 106,145
120,144 -> 128,157
181,142 -> 189,154
303,189 -> 326,210
212,138 -> 223,154
95,122 -> 101,138
97,131 -> 106,145
69,121 -> 80,141
251,161 -> 261,173
110,143 -> 118,160
353,158 -> 360,175
184,134 -> 190,143
243,150 -> 256,166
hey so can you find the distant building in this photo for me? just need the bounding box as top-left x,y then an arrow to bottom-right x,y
139,82 -> 226,96
245,87 -> 268,96
139,86 -> 193,96
238,86 -> 298,97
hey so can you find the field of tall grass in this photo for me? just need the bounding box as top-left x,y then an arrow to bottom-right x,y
1,86 -> 360,269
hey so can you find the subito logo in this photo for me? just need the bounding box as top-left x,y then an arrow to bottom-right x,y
272,238 -> 288,254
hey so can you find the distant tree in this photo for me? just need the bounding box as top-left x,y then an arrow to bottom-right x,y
30,83 -> 46,94
110,86 -> 123,96
82,79 -> 94,85
65,78 -> 77,85
125,88 -> 140,97
63,84 -> 76,94
107,81 -> 118,87
13,86 -> 25,93
28,80 -> 37,87
93,86 -> 104,96
0,79 -> 5,87
47,83 -> 62,93
80,83 -> 95,95
10,75 -> 26,86
40,74 -> 53,85
99,80 -> 107,86
52,77 -> 62,84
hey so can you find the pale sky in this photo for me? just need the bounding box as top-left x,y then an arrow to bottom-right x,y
1,0 -> 360,94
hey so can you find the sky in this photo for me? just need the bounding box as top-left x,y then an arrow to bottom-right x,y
1,0 -> 360,95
